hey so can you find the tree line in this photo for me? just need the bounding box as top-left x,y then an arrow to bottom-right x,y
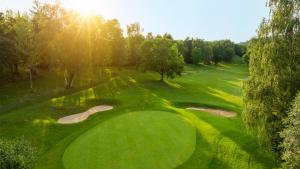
0,1 -> 246,89
177,38 -> 246,65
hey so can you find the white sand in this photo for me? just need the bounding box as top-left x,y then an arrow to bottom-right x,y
187,107 -> 237,118
58,105 -> 113,124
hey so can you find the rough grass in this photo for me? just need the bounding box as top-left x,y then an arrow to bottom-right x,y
0,63 -> 278,169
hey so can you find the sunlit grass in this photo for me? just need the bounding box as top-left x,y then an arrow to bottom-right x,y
0,64 -> 277,169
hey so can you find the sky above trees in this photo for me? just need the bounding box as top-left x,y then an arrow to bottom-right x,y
0,0 -> 268,42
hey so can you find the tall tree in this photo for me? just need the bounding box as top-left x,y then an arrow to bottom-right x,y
243,0 -> 300,152
126,22 -> 144,66
191,39 -> 213,65
54,11 -> 88,89
103,19 -> 125,67
13,13 -> 37,89
183,37 -> 193,64
200,42 -> 213,64
30,1 -> 63,69
191,47 -> 201,65
88,15 -> 111,77
0,11 -> 21,81
141,36 -> 184,81
211,41 -> 222,65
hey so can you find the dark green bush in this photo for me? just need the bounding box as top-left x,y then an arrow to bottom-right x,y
0,138 -> 35,169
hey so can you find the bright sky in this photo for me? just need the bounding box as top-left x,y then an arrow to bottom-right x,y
0,0 -> 269,42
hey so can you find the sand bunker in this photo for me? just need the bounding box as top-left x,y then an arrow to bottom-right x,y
186,107 -> 237,118
58,105 -> 113,124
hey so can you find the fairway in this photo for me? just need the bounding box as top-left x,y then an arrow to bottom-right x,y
0,64 -> 277,169
63,111 -> 196,169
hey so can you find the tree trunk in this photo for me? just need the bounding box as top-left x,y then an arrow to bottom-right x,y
29,68 -> 33,89
65,70 -> 75,89
13,63 -> 20,77
160,71 -> 164,81
9,63 -> 21,81
9,64 -> 14,81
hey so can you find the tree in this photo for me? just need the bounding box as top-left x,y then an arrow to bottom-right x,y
163,33 -> 173,40
191,39 -> 213,65
211,42 -> 222,65
141,36 -> 184,81
219,40 -> 235,62
182,37 -> 193,64
54,11 -> 88,89
103,19 -> 125,67
126,22 -> 144,66
191,47 -> 201,65
87,15 -> 111,78
176,40 -> 188,62
243,0 -> 300,152
13,13 -> 38,89
235,43 -> 247,57
30,1 -> 63,70
200,42 -> 213,64
280,92 -> 300,169
0,11 -> 21,81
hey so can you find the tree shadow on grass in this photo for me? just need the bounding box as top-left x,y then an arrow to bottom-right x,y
141,79 -> 241,109
195,114 -> 278,169
176,132 -> 214,169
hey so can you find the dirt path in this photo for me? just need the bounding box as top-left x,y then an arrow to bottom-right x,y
186,107 -> 237,118
58,105 -> 113,124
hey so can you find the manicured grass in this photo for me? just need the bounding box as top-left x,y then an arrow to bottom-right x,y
63,111 -> 196,169
0,63 -> 278,169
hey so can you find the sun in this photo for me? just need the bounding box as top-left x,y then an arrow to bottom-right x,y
64,0 -> 102,16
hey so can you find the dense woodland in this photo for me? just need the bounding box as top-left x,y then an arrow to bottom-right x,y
0,0 -> 300,169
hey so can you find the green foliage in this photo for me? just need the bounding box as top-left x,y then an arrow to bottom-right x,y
234,43 -> 247,57
211,42 -> 222,65
243,0 -> 300,152
192,39 -> 212,65
0,2 -> 128,88
212,40 -> 235,62
0,1 -> 245,88
54,12 -> 89,89
191,47 -> 201,65
126,23 -> 145,66
0,11 -> 21,81
182,37 -> 193,64
200,42 -> 213,65
103,19 -> 126,67
141,36 -> 184,81
0,137 -> 35,169
280,92 -> 300,169
179,38 -> 239,65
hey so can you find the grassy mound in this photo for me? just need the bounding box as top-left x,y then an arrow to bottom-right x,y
63,111 -> 196,169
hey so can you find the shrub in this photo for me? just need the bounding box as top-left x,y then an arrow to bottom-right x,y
0,138 -> 35,169
280,93 -> 300,169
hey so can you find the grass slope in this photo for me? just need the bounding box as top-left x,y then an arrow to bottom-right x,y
0,63 -> 277,169
63,111 -> 196,169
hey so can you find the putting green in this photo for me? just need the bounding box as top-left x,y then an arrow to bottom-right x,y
63,111 -> 196,169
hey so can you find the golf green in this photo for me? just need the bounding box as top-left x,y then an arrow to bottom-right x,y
63,111 -> 196,169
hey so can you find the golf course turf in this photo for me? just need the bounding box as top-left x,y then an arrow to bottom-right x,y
0,63 -> 278,169
63,111 -> 196,169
